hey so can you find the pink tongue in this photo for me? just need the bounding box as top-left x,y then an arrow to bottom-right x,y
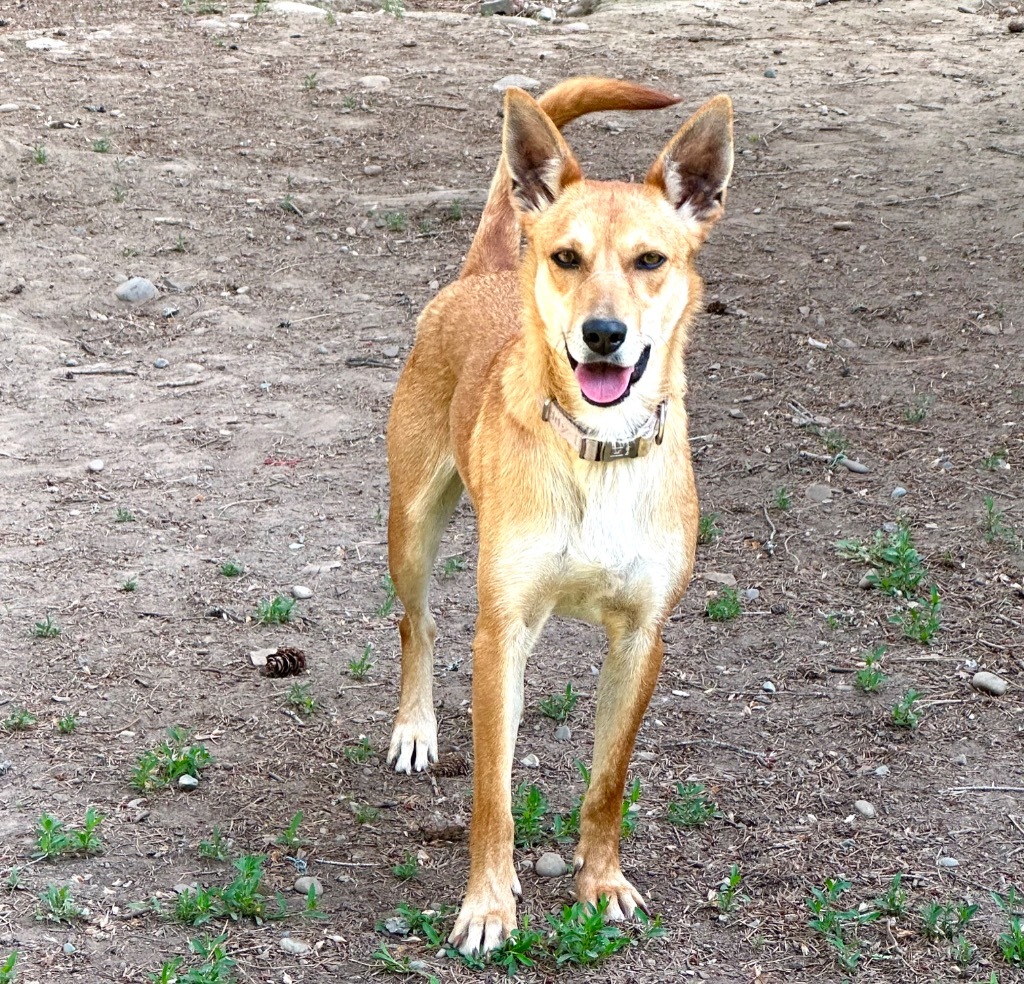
574,362 -> 633,405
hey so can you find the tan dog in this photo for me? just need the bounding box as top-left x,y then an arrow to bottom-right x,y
385,77 -> 733,955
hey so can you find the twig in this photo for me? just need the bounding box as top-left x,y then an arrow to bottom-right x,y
799,450 -> 870,474
881,186 -> 971,207
314,858 -> 377,868
156,377 -> 203,388
761,504 -> 777,557
65,364 -> 138,377
941,786 -> 1024,794
415,101 -> 468,112
986,145 -> 1024,159
345,357 -> 394,369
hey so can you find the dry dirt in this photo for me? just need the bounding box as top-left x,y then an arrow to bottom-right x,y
1,1 -> 1023,982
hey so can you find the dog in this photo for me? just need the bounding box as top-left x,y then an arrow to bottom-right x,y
385,77 -> 734,955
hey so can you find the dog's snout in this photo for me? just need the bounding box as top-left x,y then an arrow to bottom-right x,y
581,318 -> 627,357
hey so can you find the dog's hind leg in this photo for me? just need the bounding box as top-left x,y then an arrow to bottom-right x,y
573,616 -> 664,920
386,364 -> 463,774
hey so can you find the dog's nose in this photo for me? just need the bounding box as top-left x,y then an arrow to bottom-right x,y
581,318 -> 627,356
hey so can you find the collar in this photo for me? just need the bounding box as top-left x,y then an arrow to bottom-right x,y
542,397 -> 667,462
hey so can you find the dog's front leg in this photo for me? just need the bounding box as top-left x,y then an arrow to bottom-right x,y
574,617 -> 664,920
449,613 -> 534,956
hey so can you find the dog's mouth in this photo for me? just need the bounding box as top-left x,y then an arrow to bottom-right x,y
567,345 -> 651,407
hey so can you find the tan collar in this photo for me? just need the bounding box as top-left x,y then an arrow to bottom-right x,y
542,398 -> 667,462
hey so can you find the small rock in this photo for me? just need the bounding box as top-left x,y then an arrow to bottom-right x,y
65,357 -> 79,367
1008,19 -> 1023,32
937,856 -> 959,868
316,345 -> 329,355
384,916 -> 410,936
554,725 -> 571,742
382,345 -> 400,358
742,588 -> 760,602
492,74 -> 541,92
0,104 -> 20,113
359,75 -> 392,90
762,681 -> 776,694
279,937 -> 311,955
535,852 -> 567,878
87,458 -> 105,473
269,0 -> 328,17
520,753 -> 540,768
891,486 -> 907,499
854,800 -> 876,819
874,765 -> 890,777
409,962 -> 429,974
536,6 -> 556,20
153,358 -> 169,369
62,942 -> 76,955
292,585 -> 313,600
953,753 -> 968,766
971,671 -> 1008,696
481,0 -> 514,13
833,220 -> 853,231
805,483 -> 832,504
704,572 -> 737,587
771,602 -> 788,615
178,774 -> 199,791
294,876 -> 323,897
26,37 -> 69,50
363,164 -> 383,176
763,68 -> 777,78
115,277 -> 158,303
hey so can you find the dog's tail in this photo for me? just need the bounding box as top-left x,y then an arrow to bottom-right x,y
458,77 -> 680,280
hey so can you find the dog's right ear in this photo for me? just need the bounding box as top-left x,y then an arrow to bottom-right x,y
503,88 -> 582,214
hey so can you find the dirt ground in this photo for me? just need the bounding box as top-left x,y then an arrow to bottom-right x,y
1,0 -> 1023,981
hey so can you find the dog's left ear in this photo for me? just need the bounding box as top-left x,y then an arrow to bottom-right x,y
503,87 -> 582,214
646,95 -> 734,232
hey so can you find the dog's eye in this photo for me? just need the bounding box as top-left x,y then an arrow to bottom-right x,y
551,249 -> 580,270
636,251 -> 666,271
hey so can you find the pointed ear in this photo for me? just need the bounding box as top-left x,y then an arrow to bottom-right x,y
646,94 -> 734,230
502,87 -> 582,213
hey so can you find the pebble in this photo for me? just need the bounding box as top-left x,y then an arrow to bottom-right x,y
874,765 -> 890,777
65,357 -> 79,367
178,775 -> 199,791
971,671 -> 1008,696
705,572 -> 737,587
833,220 -> 853,231
316,345 -> 329,355
359,75 -> 392,90
854,800 -> 876,819
763,68 -> 777,78
384,916 -> 410,935
493,74 -> 541,92
762,681 -> 776,694
554,725 -> 571,741
891,486 -> 907,499
26,37 -> 69,50
937,856 -> 959,868
520,753 -> 540,768
1008,19 -> 1023,32
536,6 -> 556,19
535,852 -> 567,878
279,937 -> 311,955
87,458 -> 105,473
292,585 -> 313,600
269,0 -> 329,16
294,876 -> 323,897
115,277 -> 158,303
953,753 -> 968,766
743,588 -> 760,602
363,164 -> 383,176
153,358 -> 169,369
806,483 -> 832,503
383,345 -> 400,358
481,0 -> 514,13
0,104 -> 19,113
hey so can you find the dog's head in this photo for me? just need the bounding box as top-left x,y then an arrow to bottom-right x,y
503,89 -> 733,435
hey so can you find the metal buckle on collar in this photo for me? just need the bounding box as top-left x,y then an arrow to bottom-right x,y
543,398 -> 668,462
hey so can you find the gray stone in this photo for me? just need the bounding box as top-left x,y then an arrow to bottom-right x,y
806,483 -> 832,503
87,458 -> 105,473
536,6 -> 556,20
0,104 -> 20,113
178,774 -> 199,791
26,37 -> 69,51
971,671 -> 1008,696
554,725 -> 571,742
891,486 -> 908,499
953,753 -> 968,766
153,358 -> 170,369
115,277 -> 158,303
763,68 -> 777,78
382,345 -> 400,358
294,876 -> 323,897
743,588 -> 761,602
269,1 -> 328,17
316,345 -> 329,355
937,856 -> 959,868
874,765 -> 890,777
65,358 -> 79,367
292,585 -> 313,600
279,937 -> 311,954
854,799 -> 876,818
520,753 -> 540,768
359,75 -> 392,91
493,74 -> 541,92
535,852 -> 567,878
384,916 -> 410,935
833,220 -> 854,231
363,164 -> 383,176
481,0 -> 514,13
762,680 -> 776,694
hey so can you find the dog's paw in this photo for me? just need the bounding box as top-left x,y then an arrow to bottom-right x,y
387,715 -> 437,774
448,874 -> 522,956
574,859 -> 648,922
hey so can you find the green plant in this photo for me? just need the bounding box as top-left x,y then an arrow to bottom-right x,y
280,194 -> 301,215
836,524 -> 926,597
706,587 -> 741,622
380,0 -> 405,16
342,95 -> 358,111
697,512 -> 721,545
441,555 -> 465,578
950,934 -> 976,967
353,803 -> 379,824
219,561 -> 244,577
0,952 -> 17,984
32,145 -> 47,164
444,199 -> 464,222
903,395 -> 931,423
772,486 -> 792,511
492,916 -> 544,975
5,867 -> 21,890
115,506 -> 135,523
254,595 -> 295,625
286,682 -> 317,717
302,71 -> 319,90
38,884 -> 81,923
919,899 -> 979,941
275,810 -> 305,849
876,872 -> 908,916
120,576 -> 138,592
172,233 -> 188,253
981,447 -> 1009,471
92,137 -> 111,153
176,855 -> 286,926
716,864 -> 747,914
34,814 -> 71,858
548,897 -> 631,965
32,615 -> 61,639
822,429 -> 849,456
981,496 -> 1022,549
130,726 -> 212,790
387,903 -> 450,947
993,887 -> 1024,965
113,184 -> 127,203
512,784 -> 549,847
667,782 -> 717,827
376,573 -> 397,617
150,932 -> 237,983
891,689 -> 922,730
891,585 -> 941,644
371,942 -> 415,974
344,735 -> 373,764
4,707 -> 36,731
348,644 -> 373,679
392,851 -> 418,881
806,878 -> 878,974
855,645 -> 887,693
385,211 -> 406,233
539,684 -> 578,723
198,827 -> 231,861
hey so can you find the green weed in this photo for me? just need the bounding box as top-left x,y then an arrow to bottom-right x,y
876,872 -> 908,916
348,644 -> 374,680
254,595 -> 295,625
822,430 -> 849,456
806,878 -> 878,975
114,506 -> 135,523
198,827 -> 231,861
992,887 -> 1024,966
344,735 -> 373,764
353,803 -> 379,824
539,684 -> 578,723
697,512 -> 721,545
444,199 -> 464,222
548,897 -> 631,965
32,615 -> 61,639
302,71 -> 319,91
492,916 -> 545,974
275,810 -> 305,849
32,145 -> 47,164
385,212 -> 407,233
150,932 -> 236,983
280,194 -> 301,215
706,587 -> 741,622
391,852 -> 418,881
376,573 -> 397,617
891,585 -> 941,644
772,486 -> 792,511
4,707 -> 36,732
38,884 -> 81,923
716,864 -> 747,914
903,395 -> 931,423
380,0 -> 405,17
891,689 -> 922,730
219,561 -> 244,577
512,784 -> 549,847
286,682 -> 318,717
855,645 -> 887,693
836,524 -> 926,597
121,578 -> 138,592
441,555 -> 465,578
130,726 -> 212,790
667,782 -> 717,827
981,447 -> 1009,471
175,855 -> 286,926
0,953 -> 16,984
92,137 -> 111,153
919,899 -> 979,941
982,496 -> 1022,549
620,777 -> 642,838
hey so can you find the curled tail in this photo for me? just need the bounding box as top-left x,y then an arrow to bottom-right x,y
459,77 -> 680,280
